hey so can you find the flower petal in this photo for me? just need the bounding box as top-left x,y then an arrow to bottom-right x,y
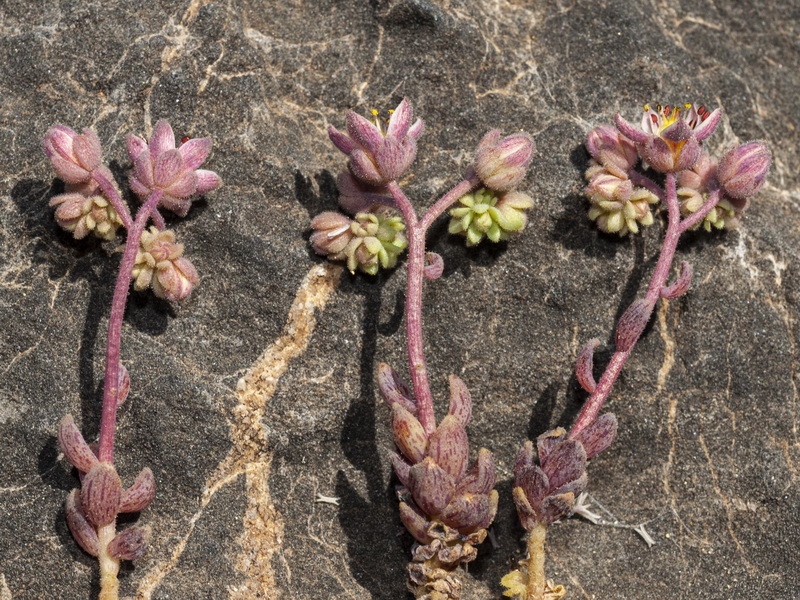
153,149 -> 184,188
149,120 -> 176,156
195,169 -> 222,194
178,137 -> 211,170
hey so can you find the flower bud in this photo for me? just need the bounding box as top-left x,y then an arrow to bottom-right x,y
448,188 -> 533,246
717,141 -> 770,200
43,125 -> 103,184
310,211 -> 354,258
343,208 -> 407,275
585,125 -> 638,178
131,227 -> 199,301
50,186 -> 123,241
473,130 -> 535,191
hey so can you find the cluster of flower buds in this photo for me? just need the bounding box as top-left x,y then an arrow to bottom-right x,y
583,125 -> 657,236
448,131 -> 535,245
43,126 -> 125,241
378,364 -> 497,600
49,182 -> 124,240
58,415 -> 154,561
131,227 -> 199,301
512,414 -> 616,530
127,120 -> 221,217
310,206 -> 407,275
447,189 -> 534,246
586,105 -> 771,236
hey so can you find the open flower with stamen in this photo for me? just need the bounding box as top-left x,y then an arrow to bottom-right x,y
615,104 -> 721,172
127,120 -> 222,216
328,98 -> 424,186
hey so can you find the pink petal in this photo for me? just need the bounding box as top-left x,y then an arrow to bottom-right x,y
50,155 -> 90,183
158,194 -> 192,217
74,130 -> 103,171
134,151 -> 155,188
386,98 -> 412,138
195,169 -> 221,194
693,108 -> 721,142
346,111 -> 383,155
153,149 -> 184,188
165,170 -> 197,199
178,137 -> 211,170
328,125 -> 355,154
128,174 -> 150,199
149,120 -> 176,156
615,113 -> 649,144
126,134 -> 148,163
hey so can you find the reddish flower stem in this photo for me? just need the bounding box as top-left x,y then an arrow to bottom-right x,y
97,190 -> 163,463
628,170 -> 665,202
91,166 -> 133,229
387,176 -> 481,436
569,175 -> 721,438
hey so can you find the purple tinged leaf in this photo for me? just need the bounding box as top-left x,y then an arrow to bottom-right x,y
408,457 -> 455,516
447,375 -> 472,428
58,415 -> 99,473
391,404 -> 428,464
375,136 -> 408,181
65,489 -> 99,557
440,493 -> 490,531
107,526 -> 150,561
512,486 -> 538,531
423,251 -> 444,281
134,150 -> 155,189
615,299 -> 653,353
513,440 -> 535,474
390,452 -> 412,487
538,492 -> 576,524
515,465 -> 549,507
117,364 -> 130,408
398,501 -> 432,544
426,415 -> 469,480
661,119 -> 693,143
346,111 -> 384,155
81,462 -> 122,526
550,473 -> 587,500
474,488 -> 500,532
386,98 -> 412,139
661,261 -> 693,299
475,130 -> 501,154
573,413 -> 618,460
49,154 -> 91,183
165,170 -> 198,199
377,363 -> 416,414
126,134 -> 148,162
455,448 -> 495,495
119,467 -> 155,513
541,440 -> 586,491
153,149 -> 184,188
178,137 -> 211,170
149,120 -> 176,156
407,119 -> 425,141
575,338 -> 600,394
535,428 -> 567,464
73,129 -> 102,171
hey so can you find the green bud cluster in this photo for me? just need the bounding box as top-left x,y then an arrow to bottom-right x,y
448,188 -> 533,246
346,208 -> 408,275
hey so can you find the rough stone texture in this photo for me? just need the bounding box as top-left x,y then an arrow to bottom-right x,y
1,0 -> 798,599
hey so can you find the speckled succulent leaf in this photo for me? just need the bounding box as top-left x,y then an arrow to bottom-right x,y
390,452 -> 412,487
116,363 -> 130,407
615,299 -> 654,352
572,413 -> 618,460
538,492 -> 576,524
455,448 -> 495,496
535,428 -> 567,464
119,467 -> 155,513
661,261 -> 693,299
399,501 -> 433,544
107,526 -> 150,561
408,457 -> 455,517
514,440 -> 535,473
575,338 -> 600,394
58,415 -> 99,473
423,251 -> 444,281
64,489 -> 100,557
391,404 -> 428,463
81,462 -> 122,527
541,440 -> 586,491
512,486 -> 538,531
377,363 -> 416,414
426,415 -> 469,480
515,464 -> 549,508
447,375 -> 472,428
440,493 -> 490,531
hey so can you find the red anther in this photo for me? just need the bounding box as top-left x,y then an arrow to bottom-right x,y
650,113 -> 659,125
180,136 -> 191,144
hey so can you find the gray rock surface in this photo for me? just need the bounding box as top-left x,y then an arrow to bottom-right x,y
1,0 -> 798,598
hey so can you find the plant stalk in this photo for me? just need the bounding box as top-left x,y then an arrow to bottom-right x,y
97,190 -> 163,462
525,522 -> 548,600
97,522 -> 120,600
